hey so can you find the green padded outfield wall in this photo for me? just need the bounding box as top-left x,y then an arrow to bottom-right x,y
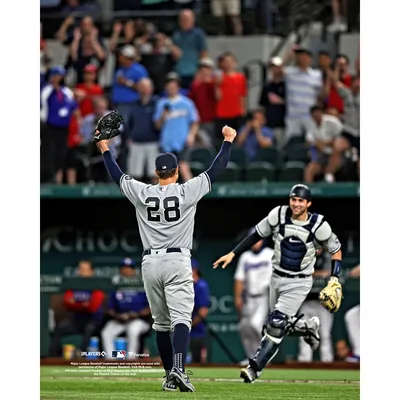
41,187 -> 360,362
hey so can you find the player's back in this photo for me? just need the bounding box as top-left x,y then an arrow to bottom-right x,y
120,172 -> 211,250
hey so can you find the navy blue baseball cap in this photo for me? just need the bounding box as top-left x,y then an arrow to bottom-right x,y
49,65 -> 66,77
155,152 -> 178,172
120,258 -> 135,268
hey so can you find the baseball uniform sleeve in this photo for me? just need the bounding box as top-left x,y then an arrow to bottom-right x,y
182,172 -> 212,205
255,206 -> 280,238
315,221 -> 342,254
234,253 -> 246,281
107,292 -> 116,309
120,175 -> 148,206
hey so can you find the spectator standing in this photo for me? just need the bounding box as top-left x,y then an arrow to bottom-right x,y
304,105 -> 343,183
324,69 -> 360,183
40,66 -> 80,184
210,0 -> 243,35
171,9 -> 208,89
139,33 -> 176,95
67,16 -> 106,84
153,72 -> 199,182
327,0 -> 347,33
190,259 -> 210,364
74,64 -> 104,117
111,44 -> 149,168
259,56 -> 286,149
127,79 -> 160,183
189,58 -> 217,147
284,47 -> 323,143
236,108 -> 275,161
49,260 -> 104,357
323,55 -> 353,115
214,52 -> 247,145
102,258 -> 151,360
80,96 -> 121,182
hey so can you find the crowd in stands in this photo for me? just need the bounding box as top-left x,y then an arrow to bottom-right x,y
40,1 -> 360,185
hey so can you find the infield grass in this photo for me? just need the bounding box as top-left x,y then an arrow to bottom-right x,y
41,366 -> 360,400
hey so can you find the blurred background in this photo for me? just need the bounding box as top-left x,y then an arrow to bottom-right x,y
40,0 -> 360,366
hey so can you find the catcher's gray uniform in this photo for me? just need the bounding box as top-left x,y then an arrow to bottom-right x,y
119,172 -> 212,331
255,205 -> 341,317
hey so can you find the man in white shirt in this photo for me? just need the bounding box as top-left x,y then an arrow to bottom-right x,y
304,105 -> 343,183
234,236 -> 273,365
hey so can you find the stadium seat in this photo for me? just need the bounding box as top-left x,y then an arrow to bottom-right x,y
229,146 -> 249,170
246,162 -> 277,182
284,144 -> 310,163
189,161 -> 205,177
254,147 -> 280,166
285,136 -> 306,148
187,148 -> 216,168
278,161 -> 306,182
219,162 -> 241,182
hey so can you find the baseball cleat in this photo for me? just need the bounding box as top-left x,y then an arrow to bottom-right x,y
304,316 -> 320,351
169,367 -> 195,392
240,365 -> 259,383
162,376 -> 178,391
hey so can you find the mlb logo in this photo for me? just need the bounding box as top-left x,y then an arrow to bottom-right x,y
112,350 -> 126,359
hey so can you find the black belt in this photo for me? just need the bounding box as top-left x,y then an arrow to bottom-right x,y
142,248 -> 182,257
273,269 -> 311,279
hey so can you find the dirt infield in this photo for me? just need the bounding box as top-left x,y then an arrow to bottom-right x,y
41,358 -> 359,370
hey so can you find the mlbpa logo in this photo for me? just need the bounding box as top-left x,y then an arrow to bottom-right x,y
112,350 -> 126,359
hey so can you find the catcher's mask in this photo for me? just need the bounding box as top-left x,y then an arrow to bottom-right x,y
155,152 -> 179,172
289,184 -> 312,201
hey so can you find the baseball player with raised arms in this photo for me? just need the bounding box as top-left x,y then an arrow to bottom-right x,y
214,184 -> 343,383
93,110 -> 237,392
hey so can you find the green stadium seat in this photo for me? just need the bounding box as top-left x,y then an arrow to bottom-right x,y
229,146 -> 249,170
187,148 -> 216,168
189,161 -> 205,177
284,144 -> 310,163
246,162 -> 277,182
254,147 -> 280,166
278,161 -> 306,182
219,162 -> 241,182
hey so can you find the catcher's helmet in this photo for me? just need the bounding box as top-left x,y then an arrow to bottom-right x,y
289,184 -> 312,201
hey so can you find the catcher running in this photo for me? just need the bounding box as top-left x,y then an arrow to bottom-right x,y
93,110 -> 237,392
214,184 -> 343,383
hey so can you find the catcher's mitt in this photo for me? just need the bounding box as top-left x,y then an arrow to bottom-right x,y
319,277 -> 343,313
93,110 -> 124,143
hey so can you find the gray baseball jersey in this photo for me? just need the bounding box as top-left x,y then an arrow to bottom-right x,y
255,206 -> 341,276
119,172 -> 212,250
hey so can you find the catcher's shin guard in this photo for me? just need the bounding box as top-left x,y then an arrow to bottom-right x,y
249,310 -> 288,372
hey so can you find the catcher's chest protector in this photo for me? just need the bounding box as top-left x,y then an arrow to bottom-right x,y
274,206 -> 324,272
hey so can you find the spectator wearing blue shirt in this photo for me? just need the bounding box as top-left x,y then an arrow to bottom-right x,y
190,259 -> 210,363
40,66 -> 79,184
171,10 -> 208,89
154,72 -> 199,182
127,78 -> 160,183
236,108 -> 275,161
111,45 -> 149,168
102,258 -> 151,360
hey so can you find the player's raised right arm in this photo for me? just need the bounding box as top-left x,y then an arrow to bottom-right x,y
97,138 -> 124,185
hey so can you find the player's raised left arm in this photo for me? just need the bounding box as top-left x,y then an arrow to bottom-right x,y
97,139 -> 124,185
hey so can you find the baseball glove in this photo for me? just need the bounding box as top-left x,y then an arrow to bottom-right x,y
319,277 -> 343,313
93,110 -> 124,143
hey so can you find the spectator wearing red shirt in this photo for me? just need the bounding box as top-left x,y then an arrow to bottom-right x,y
322,54 -> 352,115
49,260 -> 105,357
189,58 -> 217,147
214,52 -> 247,145
75,64 -> 104,117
